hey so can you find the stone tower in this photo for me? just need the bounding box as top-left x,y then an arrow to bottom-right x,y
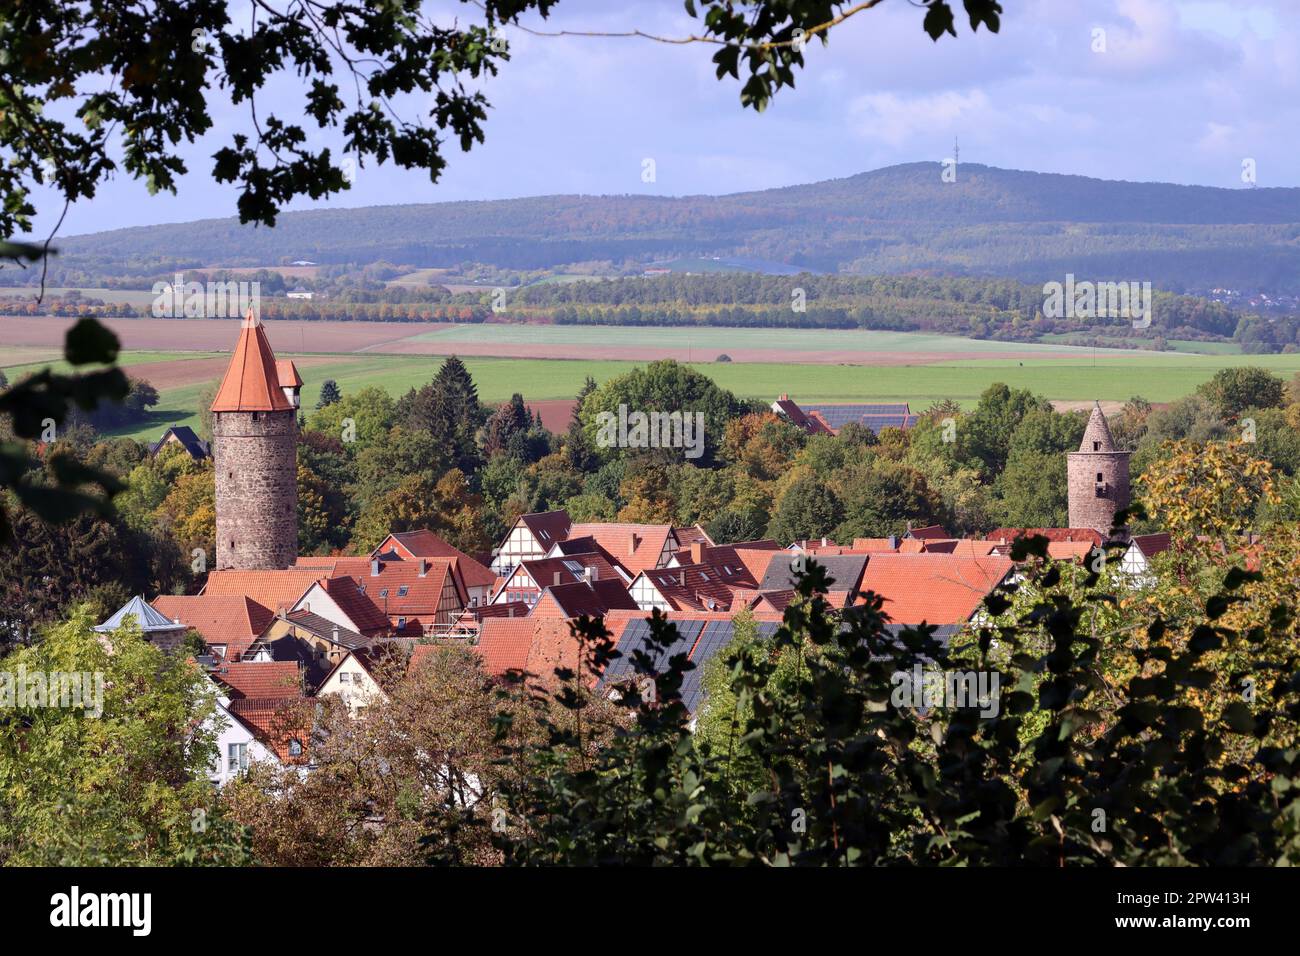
211,309 -> 301,570
1067,402 -> 1130,532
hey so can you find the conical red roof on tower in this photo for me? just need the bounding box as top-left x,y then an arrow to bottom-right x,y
211,308 -> 294,412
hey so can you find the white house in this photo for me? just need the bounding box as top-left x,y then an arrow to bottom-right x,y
1119,533 -> 1172,587
489,510 -> 572,574
205,694 -> 280,788
315,651 -> 385,718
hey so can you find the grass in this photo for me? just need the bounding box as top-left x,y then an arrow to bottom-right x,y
407,324 -> 1122,355
24,348 -> 1298,444
7,323 -> 1300,444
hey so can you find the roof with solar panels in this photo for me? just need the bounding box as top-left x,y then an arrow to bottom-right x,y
770,394 -> 917,436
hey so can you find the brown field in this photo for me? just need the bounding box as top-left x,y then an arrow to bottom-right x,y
0,316 -> 1082,366
1052,400 -> 1127,415
0,316 -> 433,354
118,354 -> 341,389
523,399 -> 577,433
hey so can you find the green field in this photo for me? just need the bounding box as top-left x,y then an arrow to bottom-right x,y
6,322 -> 1300,444
407,324 -> 1118,355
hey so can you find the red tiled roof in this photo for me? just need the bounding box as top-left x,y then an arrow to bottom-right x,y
1130,533 -> 1171,557
317,577 -> 392,633
519,510 -> 572,547
859,553 -> 1014,626
506,553 -> 624,598
226,697 -> 310,763
985,528 -> 1104,546
202,569 -> 323,613
274,359 -> 302,388
473,619 -> 536,676
210,309 -> 294,413
152,594 -> 274,660
672,524 -> 714,549
568,522 -> 673,576
851,538 -> 902,552
372,531 -> 497,590
906,525 -> 950,540
531,579 -> 639,619
212,660 -> 302,699
637,561 -> 759,613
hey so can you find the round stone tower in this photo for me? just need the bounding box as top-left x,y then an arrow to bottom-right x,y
1067,401 -> 1130,533
211,309 -> 301,570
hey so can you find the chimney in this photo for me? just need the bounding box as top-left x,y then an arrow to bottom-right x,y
370,559 -> 380,577
331,624 -> 339,643
583,565 -> 595,584
690,542 -> 708,565
821,537 -> 828,547
628,533 -> 639,556
418,558 -> 428,577
679,571 -> 686,587
886,534 -> 897,549
553,571 -> 562,586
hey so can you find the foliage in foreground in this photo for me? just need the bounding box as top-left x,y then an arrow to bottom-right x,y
479,548 -> 1300,865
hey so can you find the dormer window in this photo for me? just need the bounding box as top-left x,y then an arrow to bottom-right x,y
288,739 -> 303,757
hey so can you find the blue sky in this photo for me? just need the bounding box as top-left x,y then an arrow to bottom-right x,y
37,0 -> 1299,237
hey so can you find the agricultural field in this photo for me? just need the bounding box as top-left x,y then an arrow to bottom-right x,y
5,316 -> 1300,444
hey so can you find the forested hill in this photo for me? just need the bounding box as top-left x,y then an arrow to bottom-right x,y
51,163 -> 1300,292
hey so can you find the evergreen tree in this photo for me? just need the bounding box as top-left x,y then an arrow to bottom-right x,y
400,356 -> 483,475
316,378 -> 341,409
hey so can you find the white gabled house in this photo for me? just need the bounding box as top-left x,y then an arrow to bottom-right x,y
314,650 -> 386,718
1119,533 -> 1172,587
205,694 -> 281,788
489,510 -> 572,575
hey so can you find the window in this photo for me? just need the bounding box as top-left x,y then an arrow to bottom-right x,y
227,743 -> 248,772
288,739 -> 303,757
357,584 -> 366,594
339,672 -> 351,683
397,585 -> 409,597
397,617 -> 407,629
1093,442 -> 1101,451
379,588 -> 389,598
1096,472 -> 1104,482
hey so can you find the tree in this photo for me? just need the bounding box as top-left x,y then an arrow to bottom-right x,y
478,553 -> 1300,866
961,383 -> 1053,477
766,474 -> 842,544
1138,439 -> 1277,561
832,460 -> 943,540
1198,366 -> 1285,419
581,360 -> 746,466
399,357 -> 483,475
316,379 -> 342,409
0,609 -> 249,865
991,450 -> 1069,528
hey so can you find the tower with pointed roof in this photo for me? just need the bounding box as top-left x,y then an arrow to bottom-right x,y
211,309 -> 300,570
1067,402 -> 1130,532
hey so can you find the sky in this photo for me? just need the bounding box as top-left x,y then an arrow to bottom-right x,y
29,0 -> 1300,238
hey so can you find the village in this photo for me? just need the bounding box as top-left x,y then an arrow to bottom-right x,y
92,311 -> 1177,783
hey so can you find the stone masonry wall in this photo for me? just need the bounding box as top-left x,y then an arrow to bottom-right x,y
213,410 -> 297,570
1067,451 -> 1131,532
